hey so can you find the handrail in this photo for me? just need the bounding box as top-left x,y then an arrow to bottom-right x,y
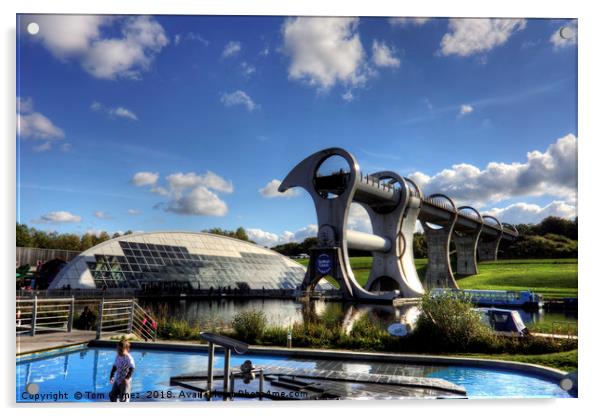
95,298 -> 157,342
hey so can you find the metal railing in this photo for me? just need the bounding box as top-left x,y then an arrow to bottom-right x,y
96,299 -> 157,341
16,297 -> 75,336
16,296 -> 158,342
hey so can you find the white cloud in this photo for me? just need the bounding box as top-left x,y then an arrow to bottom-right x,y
347,203 -> 372,233
259,179 -> 298,198
174,32 -> 209,46
222,41 -> 242,58
408,134 -> 577,207
17,97 -> 66,152
166,172 -> 234,194
247,224 -> 318,247
485,200 -> 576,224
165,186 -> 228,216
112,107 -> 138,120
17,97 -> 34,113
341,91 -> 354,102
32,211 -> 82,224
459,104 -> 474,116
127,209 -> 141,215
550,20 -> 577,49
220,90 -> 259,111
94,211 -> 113,220
282,17 -> 369,91
439,18 -> 526,57
91,101 -> 138,120
241,61 -> 256,76
18,112 -> 65,140
133,171 -> 232,217
33,141 -> 53,152
31,15 -> 168,79
389,17 -> 431,27
131,171 -> 159,187
371,40 -> 400,68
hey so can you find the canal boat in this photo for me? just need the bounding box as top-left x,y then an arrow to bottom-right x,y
430,288 -> 543,310
475,307 -> 529,336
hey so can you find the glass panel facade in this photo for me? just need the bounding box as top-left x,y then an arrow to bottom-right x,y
85,239 -> 308,291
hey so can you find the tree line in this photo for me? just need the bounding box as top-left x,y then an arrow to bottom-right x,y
15,224 -> 253,252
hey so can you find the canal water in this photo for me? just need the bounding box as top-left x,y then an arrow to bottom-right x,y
139,298 -> 577,331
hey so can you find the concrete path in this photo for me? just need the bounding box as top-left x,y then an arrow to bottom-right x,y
16,330 -> 96,355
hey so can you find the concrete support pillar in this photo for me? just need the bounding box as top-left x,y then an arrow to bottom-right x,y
478,233 -> 502,261
422,223 -> 458,289
453,233 -> 481,276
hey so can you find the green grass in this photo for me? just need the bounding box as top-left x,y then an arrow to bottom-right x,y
296,257 -> 577,299
454,349 -> 577,372
456,259 -> 577,299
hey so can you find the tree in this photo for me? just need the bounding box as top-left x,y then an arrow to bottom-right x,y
80,233 -> 96,251
16,223 -> 31,247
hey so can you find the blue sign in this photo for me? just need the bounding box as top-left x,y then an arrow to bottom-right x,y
316,253 -> 332,275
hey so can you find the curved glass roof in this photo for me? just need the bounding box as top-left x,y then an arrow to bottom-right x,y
49,232 -> 309,291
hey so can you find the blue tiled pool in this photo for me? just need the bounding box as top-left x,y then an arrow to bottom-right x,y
16,346 -> 572,402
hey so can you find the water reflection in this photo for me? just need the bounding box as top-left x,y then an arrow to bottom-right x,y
139,298 -> 577,332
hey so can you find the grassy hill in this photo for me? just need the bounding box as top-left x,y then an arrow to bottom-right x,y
296,257 -> 577,299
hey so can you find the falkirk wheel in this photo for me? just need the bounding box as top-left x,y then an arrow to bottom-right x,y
278,148 -> 518,301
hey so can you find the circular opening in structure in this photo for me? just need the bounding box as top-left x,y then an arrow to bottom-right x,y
314,155 -> 351,199
423,221 -> 443,230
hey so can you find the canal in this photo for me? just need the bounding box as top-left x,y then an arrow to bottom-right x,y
139,298 -> 577,333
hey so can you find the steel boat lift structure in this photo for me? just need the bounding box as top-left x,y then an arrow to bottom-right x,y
279,148 -> 518,301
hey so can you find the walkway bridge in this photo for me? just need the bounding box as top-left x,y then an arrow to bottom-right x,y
279,148 -> 518,301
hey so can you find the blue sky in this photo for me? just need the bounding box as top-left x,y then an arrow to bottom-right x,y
16,15 -> 577,246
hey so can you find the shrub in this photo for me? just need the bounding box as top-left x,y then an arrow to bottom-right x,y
232,310 -> 267,343
411,292 -> 499,353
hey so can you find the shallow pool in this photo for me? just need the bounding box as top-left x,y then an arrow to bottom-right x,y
16,346 -> 572,402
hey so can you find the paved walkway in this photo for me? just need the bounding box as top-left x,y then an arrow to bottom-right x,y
16,330 -> 96,355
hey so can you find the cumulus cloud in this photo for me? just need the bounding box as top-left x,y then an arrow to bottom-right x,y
94,211 -> 113,220
389,17 -> 431,27
408,134 -> 577,207
371,40 -> 400,68
17,96 -> 67,152
459,104 -> 474,116
347,203 -> 373,233
485,200 -> 576,224
30,15 -> 168,79
166,172 -> 233,194
247,224 -> 318,247
220,90 -> 259,111
282,17 -> 369,91
550,20 -> 577,49
32,211 -> 82,224
439,18 -> 526,57
165,186 -> 228,216
127,208 -> 141,215
131,171 -> 159,187
132,171 -> 232,217
222,41 -> 242,58
91,101 -> 138,120
259,179 -> 298,198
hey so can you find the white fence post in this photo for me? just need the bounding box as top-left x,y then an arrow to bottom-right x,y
96,298 -> 104,340
31,296 -> 38,336
67,296 -> 75,332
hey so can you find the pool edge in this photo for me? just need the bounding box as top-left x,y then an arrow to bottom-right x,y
87,339 -> 570,383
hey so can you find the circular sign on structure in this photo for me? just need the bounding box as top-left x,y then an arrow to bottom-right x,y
316,253 -> 332,275
387,323 -> 409,337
